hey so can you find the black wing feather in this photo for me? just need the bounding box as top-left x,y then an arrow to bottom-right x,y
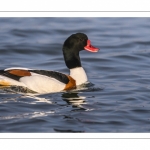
30,70 -> 69,84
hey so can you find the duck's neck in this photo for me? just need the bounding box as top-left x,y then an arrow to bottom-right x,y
63,49 -> 81,69
63,48 -> 88,85
70,67 -> 88,85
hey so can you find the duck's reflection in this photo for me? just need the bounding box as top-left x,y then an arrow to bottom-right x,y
0,85 -> 88,107
61,92 -> 86,107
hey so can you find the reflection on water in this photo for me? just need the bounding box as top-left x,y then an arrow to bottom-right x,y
0,81 -> 103,108
0,85 -> 89,107
62,92 -> 86,107
25,95 -> 52,104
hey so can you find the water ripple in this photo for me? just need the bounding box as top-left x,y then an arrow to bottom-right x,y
0,18 -> 150,132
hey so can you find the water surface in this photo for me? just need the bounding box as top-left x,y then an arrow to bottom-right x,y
0,18 -> 150,132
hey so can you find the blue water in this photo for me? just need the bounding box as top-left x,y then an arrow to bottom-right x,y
0,18 -> 150,132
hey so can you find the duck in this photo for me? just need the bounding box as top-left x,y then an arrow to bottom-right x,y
0,33 -> 99,94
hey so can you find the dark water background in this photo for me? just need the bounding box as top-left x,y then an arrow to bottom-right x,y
0,18 -> 150,132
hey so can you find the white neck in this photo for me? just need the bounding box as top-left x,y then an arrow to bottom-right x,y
70,67 -> 88,85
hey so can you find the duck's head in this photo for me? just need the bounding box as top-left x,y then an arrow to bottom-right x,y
63,33 -> 99,69
63,33 -> 99,53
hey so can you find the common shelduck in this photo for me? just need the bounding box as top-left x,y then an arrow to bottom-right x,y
0,33 -> 99,93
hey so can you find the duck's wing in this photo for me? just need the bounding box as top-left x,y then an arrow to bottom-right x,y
0,67 -> 76,93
